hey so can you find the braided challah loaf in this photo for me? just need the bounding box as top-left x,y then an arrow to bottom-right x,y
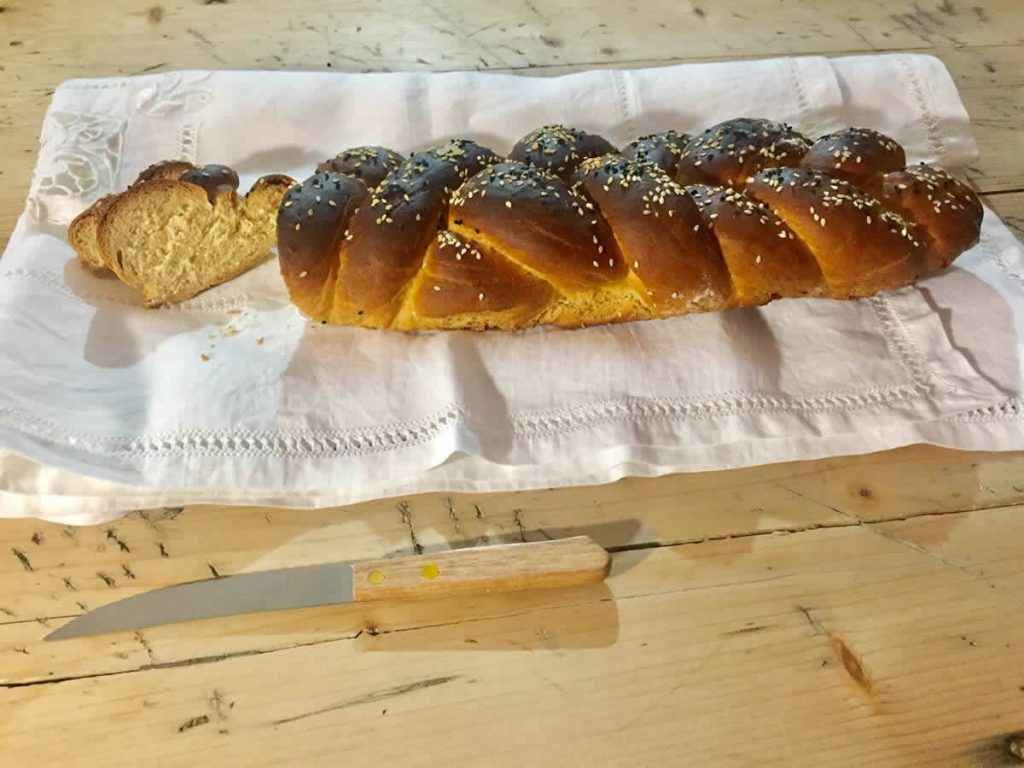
278,118 -> 982,331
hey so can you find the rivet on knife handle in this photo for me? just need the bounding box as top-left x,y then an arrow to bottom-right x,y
352,536 -> 611,602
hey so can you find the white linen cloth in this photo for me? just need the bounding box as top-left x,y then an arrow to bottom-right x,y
1,53 -> 1021,524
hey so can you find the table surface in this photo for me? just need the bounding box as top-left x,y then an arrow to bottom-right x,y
2,1 -> 1024,766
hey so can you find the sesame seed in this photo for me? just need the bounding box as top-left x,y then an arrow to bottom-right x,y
328,200 -> 337,207
633,260 -> 639,269
505,201 -> 512,208
608,258 -> 614,267
478,293 -> 485,301
294,223 -> 301,231
299,270 -> 308,278
671,292 -> 679,299
593,260 -> 600,268
283,201 -> 293,207
433,285 -> 441,292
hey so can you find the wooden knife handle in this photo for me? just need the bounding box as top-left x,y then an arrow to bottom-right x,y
352,536 -> 611,602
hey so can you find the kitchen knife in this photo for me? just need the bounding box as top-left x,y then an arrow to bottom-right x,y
45,536 -> 610,641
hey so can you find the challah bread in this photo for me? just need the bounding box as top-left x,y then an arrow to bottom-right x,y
69,160 -> 195,275
69,162 -> 294,306
278,118 -> 982,331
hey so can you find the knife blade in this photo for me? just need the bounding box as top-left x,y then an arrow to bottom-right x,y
45,536 -> 610,641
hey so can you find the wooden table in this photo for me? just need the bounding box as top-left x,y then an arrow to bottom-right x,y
2,2 -> 1024,765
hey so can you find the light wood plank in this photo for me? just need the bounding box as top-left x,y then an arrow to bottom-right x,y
1,445 -> 1022,685
2,504 -> 1023,767
985,190 -> 1024,240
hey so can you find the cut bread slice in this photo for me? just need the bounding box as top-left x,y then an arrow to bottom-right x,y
68,163 -> 293,306
68,194 -> 119,275
69,160 -> 197,278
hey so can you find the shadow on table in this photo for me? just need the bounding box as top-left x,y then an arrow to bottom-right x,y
352,579 -> 620,652
343,520 -> 639,652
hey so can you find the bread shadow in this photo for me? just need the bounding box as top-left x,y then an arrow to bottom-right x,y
619,109 -> 704,143
719,306 -> 783,394
351,518 -> 637,651
352,579 -> 619,652
62,258 -> 214,369
916,265 -> 1021,397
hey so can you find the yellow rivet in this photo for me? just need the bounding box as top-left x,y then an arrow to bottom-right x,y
367,569 -> 387,586
421,564 -> 440,580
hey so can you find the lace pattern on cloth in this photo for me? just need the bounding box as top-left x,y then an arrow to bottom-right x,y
28,73 -> 213,225
29,111 -> 125,225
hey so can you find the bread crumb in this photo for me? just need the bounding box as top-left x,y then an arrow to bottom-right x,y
256,337 -> 265,345
201,353 -> 210,362
226,309 -> 242,315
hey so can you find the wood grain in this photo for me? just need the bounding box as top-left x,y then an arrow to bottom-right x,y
3,504 -> 1024,767
1,1 -> 1024,765
2,444 -> 1022,687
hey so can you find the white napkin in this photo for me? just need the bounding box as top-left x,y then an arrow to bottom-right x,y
1,53 -> 1022,524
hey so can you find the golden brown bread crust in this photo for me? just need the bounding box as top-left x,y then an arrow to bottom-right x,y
280,117 -> 983,332
452,162 -> 626,293
687,184 -> 823,306
135,160 -> 197,184
406,231 -> 555,331
178,164 -> 240,202
278,171 -> 367,319
879,164 -> 983,272
621,130 -> 691,176
297,139 -> 504,326
674,118 -> 810,187
801,127 -> 906,188
575,155 -> 729,315
67,194 -> 118,274
510,125 -> 617,181
744,167 -> 925,297
316,146 -> 405,188
69,160 -> 200,276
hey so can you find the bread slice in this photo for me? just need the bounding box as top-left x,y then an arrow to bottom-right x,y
69,164 -> 293,306
68,194 -> 119,275
69,161 -> 197,278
